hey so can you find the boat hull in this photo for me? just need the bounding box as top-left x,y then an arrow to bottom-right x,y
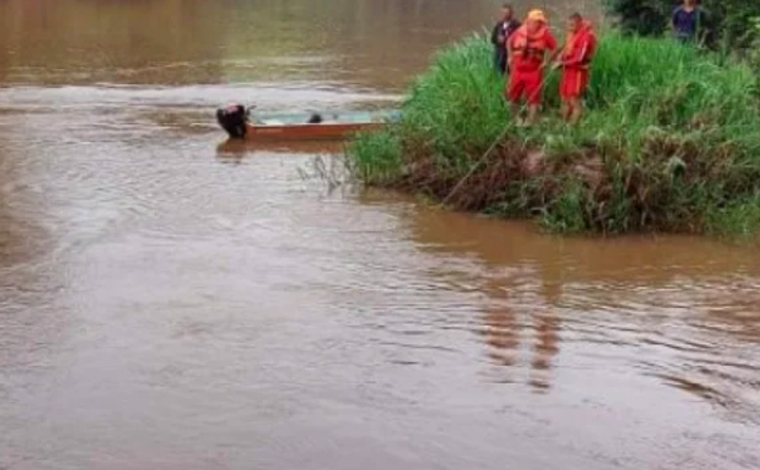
216,104 -> 395,142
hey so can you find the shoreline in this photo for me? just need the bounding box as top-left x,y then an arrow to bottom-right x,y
348,32 -> 760,237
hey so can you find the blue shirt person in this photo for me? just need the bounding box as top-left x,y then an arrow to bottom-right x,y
671,0 -> 704,42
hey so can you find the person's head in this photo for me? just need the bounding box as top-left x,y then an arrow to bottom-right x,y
501,3 -> 514,21
684,0 -> 697,7
526,9 -> 547,34
568,12 -> 583,33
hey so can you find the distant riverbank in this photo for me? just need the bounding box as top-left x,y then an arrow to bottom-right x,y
348,33 -> 760,236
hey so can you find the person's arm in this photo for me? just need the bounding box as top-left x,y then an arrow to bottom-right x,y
562,34 -> 594,67
564,44 -> 586,67
506,34 -> 517,66
491,23 -> 503,46
696,7 -> 708,43
671,7 -> 681,31
544,32 -> 561,67
509,20 -> 521,37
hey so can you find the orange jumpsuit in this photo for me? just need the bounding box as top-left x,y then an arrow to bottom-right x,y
560,21 -> 597,101
507,25 -> 558,105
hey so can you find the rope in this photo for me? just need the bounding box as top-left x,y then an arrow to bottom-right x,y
439,119 -> 513,207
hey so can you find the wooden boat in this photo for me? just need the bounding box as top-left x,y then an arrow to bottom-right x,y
216,104 -> 400,141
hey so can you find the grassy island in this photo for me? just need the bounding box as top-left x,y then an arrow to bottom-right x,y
348,33 -> 760,235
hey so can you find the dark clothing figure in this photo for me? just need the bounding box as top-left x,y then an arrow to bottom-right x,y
672,6 -> 704,42
491,18 -> 521,75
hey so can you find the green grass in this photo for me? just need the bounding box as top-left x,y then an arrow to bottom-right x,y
349,31 -> 760,235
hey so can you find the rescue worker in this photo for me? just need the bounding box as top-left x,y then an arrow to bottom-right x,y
507,9 -> 558,126
555,12 -> 597,124
490,4 -> 521,75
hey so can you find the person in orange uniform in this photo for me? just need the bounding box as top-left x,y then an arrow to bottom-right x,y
555,13 -> 597,124
507,9 -> 558,126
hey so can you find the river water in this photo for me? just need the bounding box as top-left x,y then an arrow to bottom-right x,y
1,1 -> 759,469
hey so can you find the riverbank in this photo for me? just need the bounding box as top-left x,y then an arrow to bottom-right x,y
348,33 -> 760,235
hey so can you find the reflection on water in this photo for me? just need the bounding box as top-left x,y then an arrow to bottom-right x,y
478,278 -> 561,392
216,138 -> 345,159
1,1 -> 759,470
529,311 -> 560,390
405,204 -> 760,422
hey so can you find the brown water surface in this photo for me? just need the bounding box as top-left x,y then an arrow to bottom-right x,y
1,1 -> 759,470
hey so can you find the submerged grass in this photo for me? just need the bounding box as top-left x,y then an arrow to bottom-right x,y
348,32 -> 760,235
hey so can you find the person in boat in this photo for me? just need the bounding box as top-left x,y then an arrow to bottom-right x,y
554,12 -> 597,125
490,4 -> 521,76
506,9 -> 558,126
672,0 -> 705,43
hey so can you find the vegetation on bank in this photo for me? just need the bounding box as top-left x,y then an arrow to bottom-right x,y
605,0 -> 760,50
348,33 -> 760,235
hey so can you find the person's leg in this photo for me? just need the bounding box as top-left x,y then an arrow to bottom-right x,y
525,70 -> 543,126
526,104 -> 540,126
559,70 -> 571,121
495,49 -> 507,75
569,70 -> 588,124
511,102 -> 523,125
508,73 -> 525,124
569,97 -> 583,124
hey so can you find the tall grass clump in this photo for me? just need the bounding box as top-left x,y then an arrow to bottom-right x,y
349,32 -> 760,235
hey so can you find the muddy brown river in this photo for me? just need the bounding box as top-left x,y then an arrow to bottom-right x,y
1,1 -> 759,469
